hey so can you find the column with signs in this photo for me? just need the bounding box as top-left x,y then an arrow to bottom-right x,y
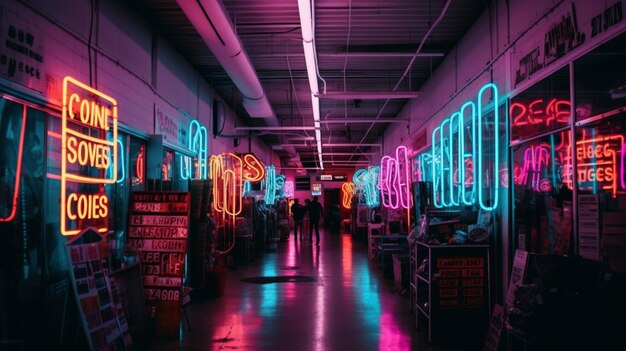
127,192 -> 190,337
578,195 -> 600,261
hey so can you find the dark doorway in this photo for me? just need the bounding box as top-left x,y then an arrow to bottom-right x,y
323,189 -> 340,229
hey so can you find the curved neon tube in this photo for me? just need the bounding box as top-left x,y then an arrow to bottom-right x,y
342,182 -> 355,209
0,106 -> 26,223
477,83 -> 499,211
431,126 -> 443,208
459,101 -> 476,205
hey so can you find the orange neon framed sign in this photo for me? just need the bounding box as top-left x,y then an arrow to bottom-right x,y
61,76 -> 118,235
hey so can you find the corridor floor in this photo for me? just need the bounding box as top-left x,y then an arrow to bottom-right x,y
147,231 -> 446,351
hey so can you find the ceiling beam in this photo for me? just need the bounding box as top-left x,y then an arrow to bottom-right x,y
323,143 -> 382,147
320,52 -> 444,58
299,152 -> 377,156
321,118 -> 408,124
318,91 -> 420,99
235,126 -> 316,131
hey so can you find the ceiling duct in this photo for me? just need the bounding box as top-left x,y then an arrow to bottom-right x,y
176,0 -> 274,119
176,0 -> 302,168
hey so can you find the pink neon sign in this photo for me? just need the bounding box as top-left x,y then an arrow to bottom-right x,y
379,146 -> 413,209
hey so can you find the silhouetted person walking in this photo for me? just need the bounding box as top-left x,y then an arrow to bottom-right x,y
307,196 -> 324,245
291,198 -> 305,240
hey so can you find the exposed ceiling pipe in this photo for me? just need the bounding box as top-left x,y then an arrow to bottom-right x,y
176,0 -> 274,119
176,0 -> 302,168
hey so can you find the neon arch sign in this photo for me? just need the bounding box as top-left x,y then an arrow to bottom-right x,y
353,167 -> 380,207
432,83 -> 501,211
379,145 -> 413,210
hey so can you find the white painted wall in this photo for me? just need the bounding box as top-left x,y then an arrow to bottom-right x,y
2,0 -> 278,164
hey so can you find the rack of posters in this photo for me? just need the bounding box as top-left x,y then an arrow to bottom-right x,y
127,192 -> 190,337
66,228 -> 132,351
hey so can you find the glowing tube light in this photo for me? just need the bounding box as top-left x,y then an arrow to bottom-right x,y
135,146 -> 144,186
264,165 -> 277,205
242,180 -> 252,196
366,166 -> 380,207
439,118 -> 451,207
449,112 -> 460,206
477,83 -> 499,211
243,153 -> 265,182
431,126 -> 443,208
379,156 -> 392,208
189,120 -> 208,179
284,180 -> 295,198
0,106 -> 26,223
342,182 -> 355,209
396,145 -> 413,209
459,101 -> 476,205
116,139 -> 125,184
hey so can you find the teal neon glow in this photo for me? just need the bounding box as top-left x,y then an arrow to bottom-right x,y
477,83 -> 499,211
430,83 -> 501,211
116,138 -> 125,184
366,166 -> 380,207
431,126 -> 443,208
459,101 -> 476,205
439,119 -> 452,207
353,168 -> 368,205
379,156 -> 392,208
550,135 -> 557,188
242,180 -> 252,196
264,165 -> 277,205
449,112 -> 460,206
189,120 -> 208,179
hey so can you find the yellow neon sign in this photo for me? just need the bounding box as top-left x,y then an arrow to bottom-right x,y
61,76 -> 118,235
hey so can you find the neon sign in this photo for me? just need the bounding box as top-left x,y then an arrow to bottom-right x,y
134,146 -> 144,186
432,83 -> 500,211
210,153 -> 265,216
276,174 -> 286,198
180,120 -> 208,180
342,182 -> 355,209
0,106 -> 26,223
284,180 -> 294,198
264,165 -> 277,205
379,146 -> 413,209
576,130 -> 623,197
353,167 -> 380,207
510,98 -> 570,127
61,76 -> 117,235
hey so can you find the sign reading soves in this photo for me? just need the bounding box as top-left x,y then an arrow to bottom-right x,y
127,191 -> 190,337
61,76 -> 118,235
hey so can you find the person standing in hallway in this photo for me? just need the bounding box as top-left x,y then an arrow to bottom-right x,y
290,198 -> 305,240
307,196 -> 324,245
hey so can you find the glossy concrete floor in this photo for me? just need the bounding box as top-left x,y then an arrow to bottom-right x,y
147,230 -> 449,351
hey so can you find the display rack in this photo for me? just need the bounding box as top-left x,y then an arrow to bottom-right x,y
413,241 -> 490,344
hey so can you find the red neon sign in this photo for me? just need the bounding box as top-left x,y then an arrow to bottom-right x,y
61,76 -> 118,235
0,107 -> 26,223
576,131 -> 623,197
510,98 -> 570,128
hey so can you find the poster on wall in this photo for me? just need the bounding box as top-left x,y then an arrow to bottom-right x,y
66,228 -> 132,351
511,0 -> 625,89
154,104 -> 190,150
0,10 -> 46,92
578,194 -> 600,261
127,192 -> 190,337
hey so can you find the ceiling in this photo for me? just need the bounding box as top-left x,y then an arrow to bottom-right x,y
128,0 -> 486,172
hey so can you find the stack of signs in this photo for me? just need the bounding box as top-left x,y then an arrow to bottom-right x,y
127,192 -> 190,337
67,228 -> 132,350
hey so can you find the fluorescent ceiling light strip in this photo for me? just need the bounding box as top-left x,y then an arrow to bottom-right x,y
297,0 -> 313,42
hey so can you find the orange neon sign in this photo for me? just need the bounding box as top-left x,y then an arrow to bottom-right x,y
576,131 -> 623,198
0,107 -> 26,223
341,182 -> 355,209
61,76 -> 118,235
209,153 -> 265,217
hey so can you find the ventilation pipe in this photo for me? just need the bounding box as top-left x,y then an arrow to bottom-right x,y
176,0 -> 274,118
176,0 -> 301,168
